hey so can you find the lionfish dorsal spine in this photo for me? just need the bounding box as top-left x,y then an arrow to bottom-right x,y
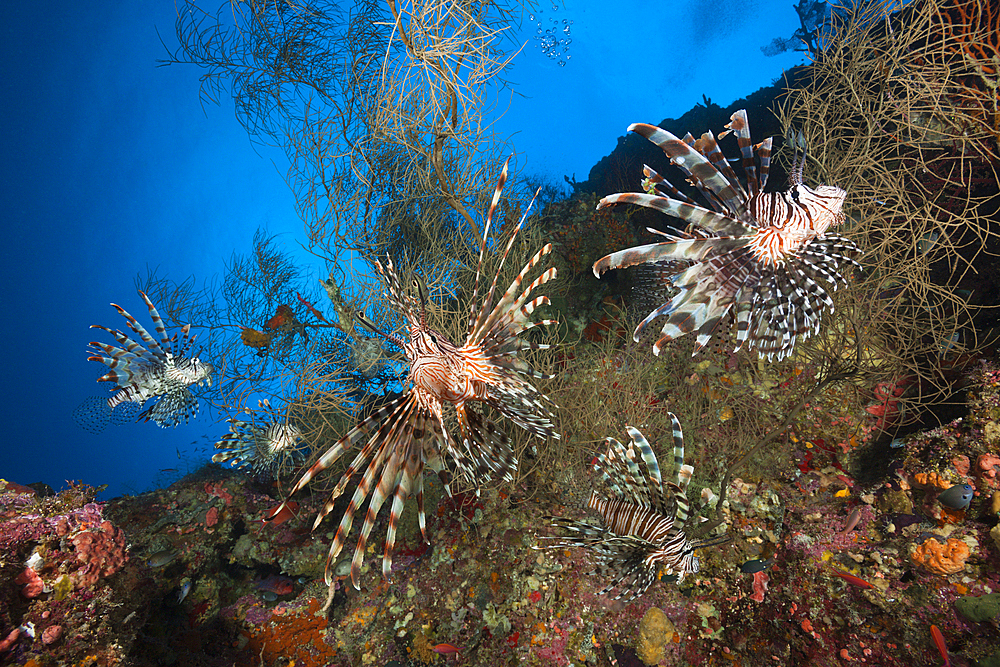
692,131 -> 744,209
469,175 -> 545,345
468,157 -> 510,335
624,426 -> 667,513
722,110 -> 760,196
111,293 -> 170,363
471,246 -> 555,346
629,122 -> 747,218
757,137 -> 774,190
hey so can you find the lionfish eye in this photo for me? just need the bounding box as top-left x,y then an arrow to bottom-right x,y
428,333 -> 438,346
790,185 -> 800,203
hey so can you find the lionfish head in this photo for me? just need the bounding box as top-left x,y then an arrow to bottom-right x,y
789,182 -> 848,232
179,357 -> 213,386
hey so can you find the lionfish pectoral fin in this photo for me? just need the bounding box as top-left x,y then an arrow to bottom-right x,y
72,396 -> 114,434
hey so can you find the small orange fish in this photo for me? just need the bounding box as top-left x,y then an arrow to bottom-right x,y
261,501 -> 299,526
930,625 -> 950,667
828,568 -> 874,589
431,643 -> 463,655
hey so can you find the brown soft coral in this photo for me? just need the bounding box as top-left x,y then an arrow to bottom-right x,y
910,536 -> 970,575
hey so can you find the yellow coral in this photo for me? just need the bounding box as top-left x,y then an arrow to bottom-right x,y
409,631 -> 437,664
636,607 -> 675,665
910,537 -> 971,575
240,327 -> 273,349
52,574 -> 73,601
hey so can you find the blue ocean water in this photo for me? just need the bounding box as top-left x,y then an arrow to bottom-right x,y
0,1 -> 804,498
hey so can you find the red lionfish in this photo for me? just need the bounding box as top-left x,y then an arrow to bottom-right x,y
280,159 -> 559,590
594,110 -> 861,361
547,415 -> 726,601
212,399 -> 306,478
82,291 -> 213,428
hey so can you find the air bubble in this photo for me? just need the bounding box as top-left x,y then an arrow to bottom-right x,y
527,6 -> 574,66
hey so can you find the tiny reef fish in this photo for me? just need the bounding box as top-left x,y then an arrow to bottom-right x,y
177,580 -> 192,603
431,643 -> 463,655
147,549 -> 178,568
930,624 -> 950,666
827,567 -> 874,589
254,574 -> 294,596
837,507 -> 862,537
260,501 -> 299,526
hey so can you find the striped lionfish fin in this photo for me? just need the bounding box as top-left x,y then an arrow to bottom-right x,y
719,110 -> 760,196
452,403 -> 517,482
278,391 -> 445,589
691,131 -> 743,204
596,192 -> 749,240
548,518 -> 662,601
624,426 -> 668,516
111,292 -> 171,363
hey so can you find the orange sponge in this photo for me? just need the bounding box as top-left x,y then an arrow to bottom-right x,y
910,537 -> 970,575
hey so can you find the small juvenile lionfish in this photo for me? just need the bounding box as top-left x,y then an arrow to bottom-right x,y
593,111 -> 861,361
547,415 -> 726,601
280,159 -> 559,591
83,291 -> 213,428
212,399 -> 306,478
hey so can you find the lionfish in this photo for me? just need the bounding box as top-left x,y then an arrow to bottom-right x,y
281,159 -> 559,590
82,291 -> 213,428
593,110 -> 861,361
212,399 -> 306,478
547,415 -> 726,601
